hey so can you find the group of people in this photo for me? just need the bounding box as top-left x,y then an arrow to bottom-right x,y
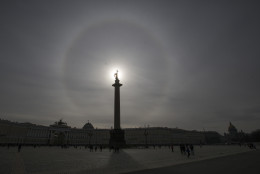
73,144 -> 121,153
7,143 -> 198,156
109,146 -> 120,153
247,143 -> 256,149
70,144 -> 104,152
179,144 -> 194,158
87,145 -> 103,152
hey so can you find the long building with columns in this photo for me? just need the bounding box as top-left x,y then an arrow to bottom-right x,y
0,119 -> 206,146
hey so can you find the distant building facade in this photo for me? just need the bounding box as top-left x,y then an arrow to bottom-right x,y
204,131 -> 224,144
0,119 -> 206,146
224,122 -> 246,143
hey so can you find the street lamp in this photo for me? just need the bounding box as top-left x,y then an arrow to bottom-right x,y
144,129 -> 149,148
88,131 -> 93,146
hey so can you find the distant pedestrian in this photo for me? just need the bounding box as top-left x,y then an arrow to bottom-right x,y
171,145 -> 174,152
248,143 -> 256,149
190,144 -> 194,155
114,146 -> 120,153
186,147 -> 190,158
180,144 -> 186,155
18,144 -> 22,152
89,145 -> 93,152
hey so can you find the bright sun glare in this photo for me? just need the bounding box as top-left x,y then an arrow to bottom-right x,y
109,68 -> 123,80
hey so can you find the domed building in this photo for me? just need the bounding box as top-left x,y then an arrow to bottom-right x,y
225,122 -> 245,143
228,122 -> 238,135
83,121 -> 94,130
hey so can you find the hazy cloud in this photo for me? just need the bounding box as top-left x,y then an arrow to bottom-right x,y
0,0 -> 260,133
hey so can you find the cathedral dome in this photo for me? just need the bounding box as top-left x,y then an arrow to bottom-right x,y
83,121 -> 94,130
228,122 -> 237,134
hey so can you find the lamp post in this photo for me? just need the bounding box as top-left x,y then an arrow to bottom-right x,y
144,129 -> 149,148
88,131 -> 93,146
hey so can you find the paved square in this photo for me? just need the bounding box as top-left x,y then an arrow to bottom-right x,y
0,145 -> 253,174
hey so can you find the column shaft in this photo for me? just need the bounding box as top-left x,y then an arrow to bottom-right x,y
114,86 -> 120,129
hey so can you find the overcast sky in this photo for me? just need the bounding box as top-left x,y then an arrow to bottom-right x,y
1,0 -> 260,134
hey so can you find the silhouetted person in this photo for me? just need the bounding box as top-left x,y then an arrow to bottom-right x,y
113,146 -> 116,152
109,146 -> 113,152
186,146 -> 190,158
180,144 -> 186,155
89,145 -> 93,152
171,145 -> 174,152
190,144 -> 194,155
95,146 -> 97,152
18,144 -> 22,152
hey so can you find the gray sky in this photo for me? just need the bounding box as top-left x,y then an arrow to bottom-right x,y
1,0 -> 260,134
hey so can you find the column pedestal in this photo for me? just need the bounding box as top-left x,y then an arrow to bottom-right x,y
109,129 -> 126,147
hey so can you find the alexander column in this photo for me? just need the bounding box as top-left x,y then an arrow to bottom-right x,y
109,70 -> 126,147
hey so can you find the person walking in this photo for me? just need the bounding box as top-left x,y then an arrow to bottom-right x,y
186,145 -> 190,158
190,144 -> 194,155
18,144 -> 22,152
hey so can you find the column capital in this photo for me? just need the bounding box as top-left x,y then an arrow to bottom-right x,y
112,79 -> 122,87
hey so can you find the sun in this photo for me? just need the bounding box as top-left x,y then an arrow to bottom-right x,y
109,67 -> 123,80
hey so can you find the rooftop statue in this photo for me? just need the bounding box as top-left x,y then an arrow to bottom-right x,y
53,119 -> 68,126
114,70 -> 119,80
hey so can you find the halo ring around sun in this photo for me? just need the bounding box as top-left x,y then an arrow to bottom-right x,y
62,18 -> 172,119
